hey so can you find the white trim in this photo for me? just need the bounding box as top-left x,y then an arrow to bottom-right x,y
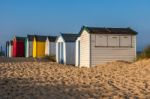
26,39 -> 29,57
75,37 -> 80,67
45,37 -> 50,56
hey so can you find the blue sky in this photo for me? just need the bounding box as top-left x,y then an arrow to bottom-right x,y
0,0 -> 150,51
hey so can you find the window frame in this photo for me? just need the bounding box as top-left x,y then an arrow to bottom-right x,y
120,35 -> 133,47
95,35 -> 108,47
94,34 -> 133,48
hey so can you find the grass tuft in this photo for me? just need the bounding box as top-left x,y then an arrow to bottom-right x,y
137,45 -> 150,60
44,55 -> 56,62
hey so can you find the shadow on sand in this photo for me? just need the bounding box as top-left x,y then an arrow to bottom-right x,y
0,77 -> 99,99
0,77 -> 142,99
0,57 -> 50,63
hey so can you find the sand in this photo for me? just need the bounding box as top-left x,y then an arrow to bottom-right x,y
0,58 -> 150,99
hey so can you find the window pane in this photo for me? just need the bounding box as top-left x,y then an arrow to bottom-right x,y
120,36 -> 132,47
108,36 -> 119,46
95,35 -> 107,46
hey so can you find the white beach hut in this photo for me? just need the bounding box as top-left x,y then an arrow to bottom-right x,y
8,41 -> 13,57
56,33 -> 79,65
79,26 -> 137,68
26,35 -> 34,57
6,41 -> 9,57
45,36 -> 57,56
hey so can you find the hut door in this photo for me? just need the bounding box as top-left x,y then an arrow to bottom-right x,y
60,42 -> 64,64
58,42 -> 61,63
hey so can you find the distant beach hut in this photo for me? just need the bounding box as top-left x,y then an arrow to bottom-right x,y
25,35 -> 34,57
45,36 -> 57,56
33,35 -> 47,58
6,41 -> 9,57
56,33 -> 79,65
75,37 -> 80,67
9,41 -> 13,57
78,26 -> 137,68
13,36 -> 26,57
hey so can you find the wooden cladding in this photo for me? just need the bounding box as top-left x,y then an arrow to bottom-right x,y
95,35 -> 133,47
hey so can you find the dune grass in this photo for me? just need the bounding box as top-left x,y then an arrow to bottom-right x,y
137,45 -> 150,60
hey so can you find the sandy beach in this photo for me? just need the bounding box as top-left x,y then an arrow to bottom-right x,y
0,58 -> 150,99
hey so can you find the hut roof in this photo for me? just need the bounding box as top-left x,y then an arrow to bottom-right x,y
47,36 -> 57,42
27,35 -> 35,41
61,33 -> 79,42
15,37 -> 26,41
79,26 -> 137,35
35,35 -> 47,42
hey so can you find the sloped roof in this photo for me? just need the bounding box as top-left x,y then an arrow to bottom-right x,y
61,33 -> 79,42
15,37 -> 26,41
27,35 -> 35,41
107,28 -> 137,34
47,36 -> 57,42
35,35 -> 47,42
80,26 -> 137,35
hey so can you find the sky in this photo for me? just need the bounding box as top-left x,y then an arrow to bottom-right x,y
0,0 -> 150,51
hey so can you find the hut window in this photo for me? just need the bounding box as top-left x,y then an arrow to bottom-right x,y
108,36 -> 119,47
95,35 -> 107,46
120,36 -> 132,47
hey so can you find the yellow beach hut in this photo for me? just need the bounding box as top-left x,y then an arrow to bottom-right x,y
33,35 -> 47,58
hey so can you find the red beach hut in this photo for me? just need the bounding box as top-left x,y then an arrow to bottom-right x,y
13,36 -> 26,57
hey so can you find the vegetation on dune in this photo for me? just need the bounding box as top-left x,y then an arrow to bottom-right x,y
0,51 -> 5,56
44,55 -> 56,62
0,46 -> 5,56
137,45 -> 150,60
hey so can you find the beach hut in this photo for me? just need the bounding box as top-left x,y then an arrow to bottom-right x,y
56,33 -> 79,65
9,41 -> 13,57
25,35 -> 34,57
45,36 -> 57,56
33,35 -> 47,58
13,36 -> 26,57
78,26 -> 137,68
6,41 -> 9,57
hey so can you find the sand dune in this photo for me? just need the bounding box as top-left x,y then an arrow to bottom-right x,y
0,58 -> 150,99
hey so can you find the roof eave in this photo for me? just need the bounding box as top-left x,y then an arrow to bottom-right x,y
90,33 -> 138,35
79,26 -> 90,36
